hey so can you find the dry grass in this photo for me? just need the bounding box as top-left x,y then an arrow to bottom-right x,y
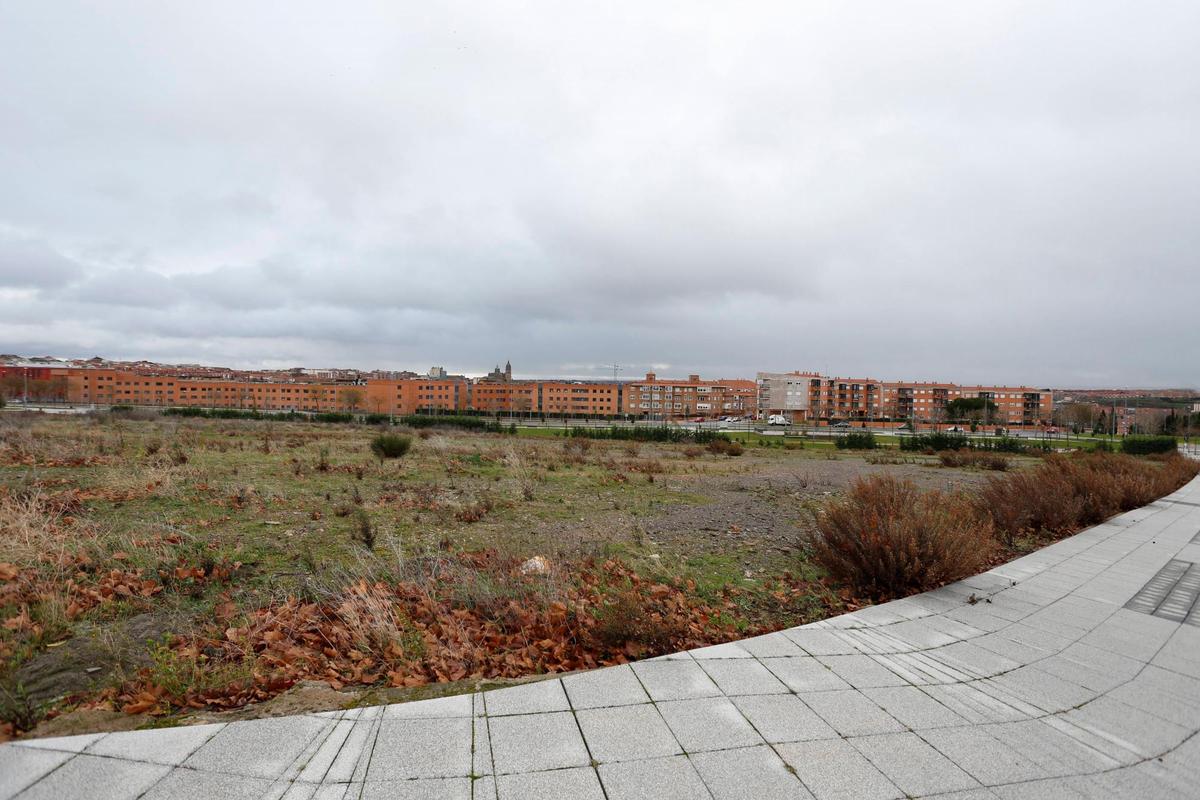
937,449 -> 1011,471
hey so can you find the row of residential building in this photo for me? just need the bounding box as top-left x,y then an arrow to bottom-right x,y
0,362 -> 1054,425
755,371 -> 1053,427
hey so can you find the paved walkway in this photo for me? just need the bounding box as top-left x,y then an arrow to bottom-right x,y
4,475 -> 1200,800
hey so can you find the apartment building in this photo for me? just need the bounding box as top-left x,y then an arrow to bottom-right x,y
623,373 -> 757,419
757,370 -> 1053,426
756,372 -> 880,421
878,384 -> 1051,427
64,369 -> 391,413
469,381 -> 537,414
0,365 -> 69,402
537,382 -> 622,416
363,379 -> 468,415
51,367 -> 623,417
26,363 -> 1052,426
756,371 -> 818,422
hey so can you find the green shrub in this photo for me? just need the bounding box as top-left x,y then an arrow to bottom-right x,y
314,412 -> 354,424
1121,436 -> 1177,455
162,407 -> 301,421
363,413 -> 391,425
567,426 -> 724,444
370,433 -> 412,460
899,432 -> 969,452
835,431 -> 877,450
898,433 -> 1035,454
162,406 -> 204,417
400,415 -> 513,433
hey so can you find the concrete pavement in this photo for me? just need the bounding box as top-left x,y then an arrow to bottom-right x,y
4,473 -> 1200,799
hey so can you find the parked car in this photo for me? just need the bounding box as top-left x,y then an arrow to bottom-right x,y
832,421 -> 851,429
767,414 -> 790,426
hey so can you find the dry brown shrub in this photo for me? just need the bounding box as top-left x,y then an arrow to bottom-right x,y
563,437 -> 592,455
978,452 -> 1200,546
706,438 -> 744,456
811,475 -> 994,601
937,450 -> 1009,471
627,458 -> 663,475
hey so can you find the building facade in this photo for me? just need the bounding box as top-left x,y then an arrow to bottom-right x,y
623,373 -> 757,420
756,371 -> 1053,427
6,362 -> 1052,426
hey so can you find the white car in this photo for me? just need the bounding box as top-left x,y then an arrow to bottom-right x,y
767,414 -> 789,426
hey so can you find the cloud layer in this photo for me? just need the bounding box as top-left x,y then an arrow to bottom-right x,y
2,1 -> 1198,385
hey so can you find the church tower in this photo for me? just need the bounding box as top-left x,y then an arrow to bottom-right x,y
504,360 -> 512,382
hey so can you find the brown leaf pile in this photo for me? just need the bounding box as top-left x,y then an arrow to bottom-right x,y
100,554 -> 816,715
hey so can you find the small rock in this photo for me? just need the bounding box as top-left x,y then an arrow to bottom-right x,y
519,556 -> 551,575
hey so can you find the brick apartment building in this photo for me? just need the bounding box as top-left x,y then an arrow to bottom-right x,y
22,365 -> 624,418
757,371 -> 1053,427
623,373 -> 757,419
7,362 -> 1052,426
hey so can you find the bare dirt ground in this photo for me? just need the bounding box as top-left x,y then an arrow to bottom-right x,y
522,451 -> 996,571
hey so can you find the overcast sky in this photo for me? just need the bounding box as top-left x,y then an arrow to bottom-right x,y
1,2 -> 1197,387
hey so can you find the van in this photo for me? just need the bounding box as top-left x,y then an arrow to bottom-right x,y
767,414 -> 790,426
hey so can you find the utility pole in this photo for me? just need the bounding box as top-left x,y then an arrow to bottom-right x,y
603,364 -> 623,421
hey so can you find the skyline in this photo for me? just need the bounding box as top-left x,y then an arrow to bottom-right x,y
2,2 -> 1199,386
4,351 -> 1197,392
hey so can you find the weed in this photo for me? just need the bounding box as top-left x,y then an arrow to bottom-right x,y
352,509 -> 377,551
0,681 -> 45,732
707,439 -> 744,456
370,433 -> 413,462
938,450 -> 1010,471
588,589 -> 686,652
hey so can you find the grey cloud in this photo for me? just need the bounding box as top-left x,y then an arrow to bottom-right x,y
0,234 -> 84,289
0,0 -> 1198,385
61,268 -> 185,308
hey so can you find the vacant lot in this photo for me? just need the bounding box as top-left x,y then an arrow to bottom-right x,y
0,411 -> 1171,737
